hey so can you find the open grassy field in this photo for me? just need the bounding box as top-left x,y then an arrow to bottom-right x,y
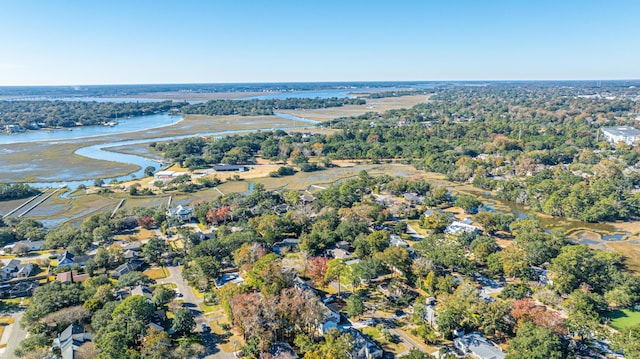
253,163 -> 424,192
143,267 -> 168,280
605,241 -> 640,273
607,308 -> 640,330
279,94 -> 430,122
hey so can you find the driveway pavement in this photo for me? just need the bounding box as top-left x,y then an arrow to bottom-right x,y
0,311 -> 26,359
157,265 -> 233,358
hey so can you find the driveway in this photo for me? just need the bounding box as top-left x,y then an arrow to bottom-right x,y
157,266 -> 232,358
0,311 -> 26,359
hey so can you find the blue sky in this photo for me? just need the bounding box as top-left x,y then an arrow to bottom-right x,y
1,0 -> 639,85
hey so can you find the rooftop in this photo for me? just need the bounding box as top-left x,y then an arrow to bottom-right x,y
454,332 -> 505,359
601,126 -> 640,137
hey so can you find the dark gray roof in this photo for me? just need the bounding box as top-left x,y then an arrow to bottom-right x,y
212,164 -> 247,171
58,250 -> 74,262
5,259 -> 20,269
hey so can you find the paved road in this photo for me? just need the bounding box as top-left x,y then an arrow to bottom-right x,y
0,311 -> 26,359
0,252 -> 52,265
366,315 -> 430,356
157,265 -> 232,359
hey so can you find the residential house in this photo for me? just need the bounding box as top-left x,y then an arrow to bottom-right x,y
111,261 -> 142,278
131,285 -> 153,301
2,259 -> 33,280
3,239 -> 45,253
56,270 -> 90,284
318,302 -> 340,335
215,272 -> 244,288
57,251 -> 76,268
274,203 -> 291,213
532,266 -> 553,286
336,241 -> 352,251
454,332 -> 505,359
445,220 -> 479,236
167,204 -> 193,222
147,322 -> 165,332
273,238 -> 300,255
390,234 -> 409,248
123,249 -> 142,261
261,342 -> 299,359
57,250 -> 91,269
7,281 -> 37,297
53,324 -> 95,359
121,241 -> 142,252
0,284 -> 10,298
601,126 -> 640,146
348,328 -> 384,359
293,277 -> 316,293
423,297 -> 437,328
299,193 -> 317,205
403,192 -> 423,203
4,124 -> 24,133
328,248 -> 351,259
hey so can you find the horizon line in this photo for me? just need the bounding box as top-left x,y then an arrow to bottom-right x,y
1,78 -> 639,88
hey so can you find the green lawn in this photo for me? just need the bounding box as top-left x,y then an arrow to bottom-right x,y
608,309 -> 640,330
361,326 -> 382,339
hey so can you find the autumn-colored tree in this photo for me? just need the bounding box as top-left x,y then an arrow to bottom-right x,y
277,287 -> 324,335
205,208 -> 217,224
307,256 -> 329,286
245,253 -> 294,295
138,216 -> 156,230
510,298 -> 566,334
205,206 -> 232,224
233,242 -> 268,273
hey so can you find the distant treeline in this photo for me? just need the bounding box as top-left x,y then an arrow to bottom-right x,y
181,97 -> 366,116
0,100 -> 183,128
0,81 -> 435,97
366,90 -> 433,98
0,183 -> 40,201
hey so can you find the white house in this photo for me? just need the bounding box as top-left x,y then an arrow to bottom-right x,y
390,234 -> 409,248
454,332 -> 505,359
53,324 -> 95,359
2,259 -> 33,280
317,302 -> 340,335
445,220 -> 479,235
601,127 -> 640,146
167,204 -> 193,222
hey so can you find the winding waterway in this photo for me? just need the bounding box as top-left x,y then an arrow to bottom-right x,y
0,113 -> 184,145
0,85 -> 401,189
21,112 -> 318,191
